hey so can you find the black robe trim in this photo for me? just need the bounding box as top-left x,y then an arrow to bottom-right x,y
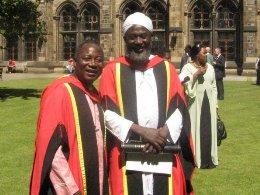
101,95 -> 120,114
120,64 -> 139,141
70,83 -> 100,195
167,94 -> 195,193
40,124 -> 69,195
153,62 -> 167,128
97,106 -> 109,195
200,91 -> 215,169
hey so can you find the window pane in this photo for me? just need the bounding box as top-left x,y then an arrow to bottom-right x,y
81,3 -> 100,31
218,32 -> 236,60
63,34 -> 76,60
216,1 -> 237,29
151,32 -> 166,57
146,2 -> 166,30
83,33 -> 99,42
6,37 -> 18,60
122,2 -> 141,20
25,36 -> 37,60
192,3 -> 211,29
61,6 -> 77,31
193,32 -> 210,46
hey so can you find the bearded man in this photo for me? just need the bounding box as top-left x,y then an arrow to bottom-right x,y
99,12 -> 194,195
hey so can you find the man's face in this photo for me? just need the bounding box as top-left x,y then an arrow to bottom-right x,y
75,43 -> 104,85
197,47 -> 207,66
215,48 -> 220,55
124,25 -> 152,66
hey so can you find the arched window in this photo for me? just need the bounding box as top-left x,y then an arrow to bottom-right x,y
190,1 -> 212,46
59,5 -> 77,60
192,3 -> 211,29
25,35 -> 37,60
80,3 -> 100,41
146,1 -> 167,56
216,0 -> 238,60
6,36 -> 18,60
122,1 -> 141,20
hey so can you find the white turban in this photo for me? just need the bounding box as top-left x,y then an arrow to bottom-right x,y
123,12 -> 153,34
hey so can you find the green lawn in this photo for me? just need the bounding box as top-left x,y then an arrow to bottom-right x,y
0,79 -> 259,194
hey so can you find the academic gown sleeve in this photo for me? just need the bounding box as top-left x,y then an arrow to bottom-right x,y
99,63 -> 134,142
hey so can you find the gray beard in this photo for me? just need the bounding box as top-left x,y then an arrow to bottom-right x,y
126,49 -> 151,66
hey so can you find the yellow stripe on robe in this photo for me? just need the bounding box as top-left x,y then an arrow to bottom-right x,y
165,61 -> 171,113
64,83 -> 87,195
168,173 -> 173,195
115,63 -> 128,195
164,61 -> 174,195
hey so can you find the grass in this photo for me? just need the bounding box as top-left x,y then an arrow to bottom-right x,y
0,78 -> 259,194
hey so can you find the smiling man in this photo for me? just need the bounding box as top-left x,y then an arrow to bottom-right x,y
30,41 -> 108,195
99,12 -> 194,195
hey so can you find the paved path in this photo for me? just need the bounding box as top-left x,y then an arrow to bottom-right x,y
0,72 -> 64,81
0,72 -> 257,82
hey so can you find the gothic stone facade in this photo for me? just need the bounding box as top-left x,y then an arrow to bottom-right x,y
0,0 -> 259,68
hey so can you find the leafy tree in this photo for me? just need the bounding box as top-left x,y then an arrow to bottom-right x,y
0,0 -> 46,50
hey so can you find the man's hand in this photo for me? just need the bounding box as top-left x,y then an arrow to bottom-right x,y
131,124 -> 166,151
143,143 -> 157,153
158,125 -> 170,139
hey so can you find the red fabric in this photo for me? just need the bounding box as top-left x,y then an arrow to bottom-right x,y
116,55 -> 164,71
7,60 -> 16,67
173,155 -> 187,195
99,56 -> 189,195
108,144 -> 125,195
30,75 -> 100,195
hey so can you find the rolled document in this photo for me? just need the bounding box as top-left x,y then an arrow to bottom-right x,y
121,142 -> 181,154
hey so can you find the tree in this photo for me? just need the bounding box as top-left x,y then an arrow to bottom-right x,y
0,0 -> 46,51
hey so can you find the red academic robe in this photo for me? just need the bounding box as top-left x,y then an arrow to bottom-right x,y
30,75 -> 108,195
99,56 -> 195,195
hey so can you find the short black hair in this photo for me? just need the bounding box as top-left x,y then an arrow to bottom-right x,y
185,44 -> 192,51
189,44 -> 205,60
75,40 -> 103,62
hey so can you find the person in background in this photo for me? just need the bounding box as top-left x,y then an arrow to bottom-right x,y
213,47 -> 225,100
30,40 -> 108,195
180,44 -> 191,71
7,59 -> 16,73
66,58 -> 75,74
205,46 -> 214,65
255,55 -> 260,85
181,44 -> 218,169
99,12 -> 194,195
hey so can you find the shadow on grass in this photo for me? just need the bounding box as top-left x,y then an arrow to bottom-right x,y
0,87 -> 41,101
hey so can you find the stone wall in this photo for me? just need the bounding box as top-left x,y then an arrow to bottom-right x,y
0,0 -> 259,68
243,0 -> 258,62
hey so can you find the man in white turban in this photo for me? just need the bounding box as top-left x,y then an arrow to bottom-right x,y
122,12 -> 153,34
100,12 -> 195,195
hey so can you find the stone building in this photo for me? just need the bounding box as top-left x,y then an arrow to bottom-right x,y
0,0 -> 259,70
